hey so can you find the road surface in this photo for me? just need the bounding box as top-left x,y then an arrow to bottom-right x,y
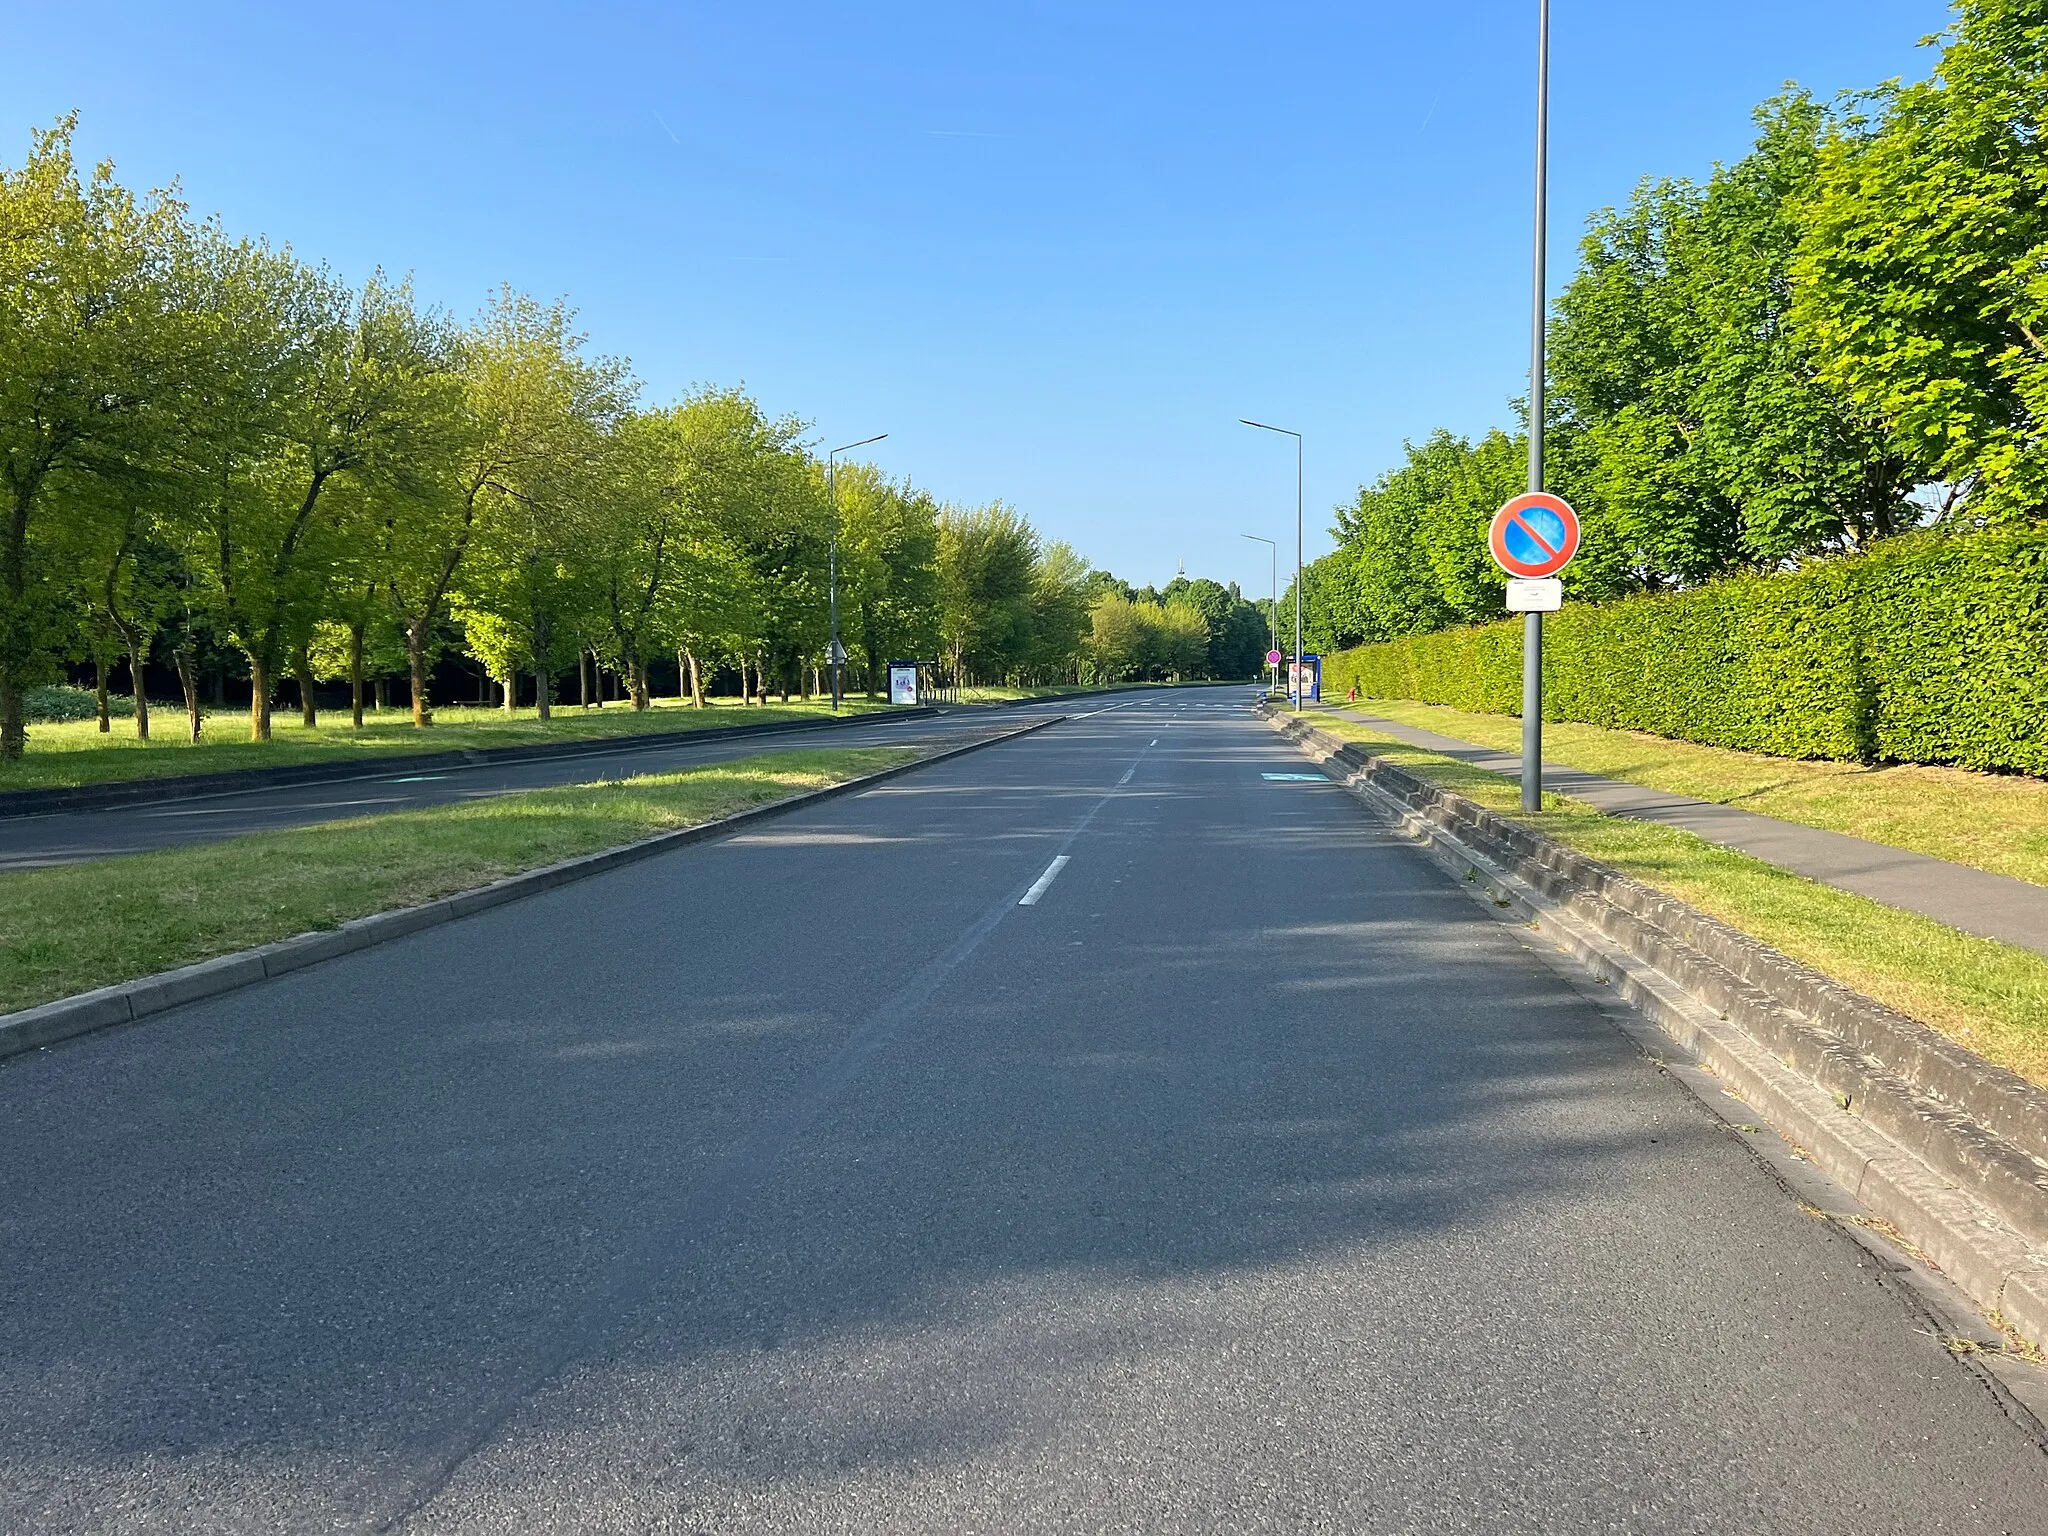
3,694 -> 2044,1532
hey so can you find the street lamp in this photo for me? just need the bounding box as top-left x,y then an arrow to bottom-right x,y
1241,533 -> 1277,696
1240,419 -> 1303,706
827,432 -> 887,712
1522,0 -> 1550,810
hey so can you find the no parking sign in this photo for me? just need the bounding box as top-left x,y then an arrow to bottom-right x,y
1488,492 -> 1580,579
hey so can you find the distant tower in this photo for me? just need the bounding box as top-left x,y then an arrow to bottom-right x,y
1177,559 -> 1185,578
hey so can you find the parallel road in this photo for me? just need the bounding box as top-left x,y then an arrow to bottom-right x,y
0,693 -> 1205,871
2,697 -> 2044,1531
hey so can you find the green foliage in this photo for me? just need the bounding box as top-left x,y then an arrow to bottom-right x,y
1793,0 -> 2048,523
1088,593 -> 1214,681
1321,528 -> 2048,776
937,502 -> 1038,683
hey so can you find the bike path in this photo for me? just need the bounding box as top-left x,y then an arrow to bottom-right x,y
1315,703 -> 2048,958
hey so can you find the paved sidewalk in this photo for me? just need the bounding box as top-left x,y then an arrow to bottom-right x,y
1314,705 -> 2048,959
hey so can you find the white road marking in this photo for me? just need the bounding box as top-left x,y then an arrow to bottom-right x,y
1118,766 -> 1135,785
1018,855 -> 1071,906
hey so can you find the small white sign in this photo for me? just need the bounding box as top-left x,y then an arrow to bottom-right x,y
1505,577 -> 1563,613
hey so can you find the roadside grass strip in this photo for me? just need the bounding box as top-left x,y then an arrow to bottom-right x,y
1352,697 -> 2048,889
0,746 -> 916,1015
1312,715 -> 2048,1089
0,698 -> 895,794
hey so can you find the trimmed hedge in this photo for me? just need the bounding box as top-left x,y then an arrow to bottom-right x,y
1320,528 -> 2048,776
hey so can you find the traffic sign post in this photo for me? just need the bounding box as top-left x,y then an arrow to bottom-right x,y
1488,490 -> 1580,809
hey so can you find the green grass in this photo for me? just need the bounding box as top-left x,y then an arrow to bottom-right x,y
0,745 -> 916,1014
1339,697 -> 2048,889
1308,713 -> 2048,1089
2,696 -> 894,794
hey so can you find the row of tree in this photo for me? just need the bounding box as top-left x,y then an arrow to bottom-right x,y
0,119 -> 1269,758
1294,0 -> 2046,652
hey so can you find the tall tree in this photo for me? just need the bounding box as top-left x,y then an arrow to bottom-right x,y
937,502 -> 1037,684
0,118 -> 187,759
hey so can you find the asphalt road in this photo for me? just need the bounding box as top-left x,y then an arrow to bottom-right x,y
0,696 -> 1160,872
3,694 -> 2046,1533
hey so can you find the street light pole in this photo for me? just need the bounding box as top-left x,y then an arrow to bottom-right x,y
1240,420 -> 1303,706
1241,533 -> 1277,695
827,432 -> 888,713
1522,0 -> 1550,811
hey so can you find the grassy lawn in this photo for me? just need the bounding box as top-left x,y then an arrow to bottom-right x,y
0,746 -> 916,1015
1341,698 -> 2048,889
1306,713 -> 2048,1089
2,697 -> 894,794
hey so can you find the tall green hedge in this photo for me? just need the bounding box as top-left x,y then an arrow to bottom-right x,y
1320,529 -> 2048,776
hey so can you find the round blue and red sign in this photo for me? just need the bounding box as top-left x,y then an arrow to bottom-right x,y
1488,492 -> 1581,579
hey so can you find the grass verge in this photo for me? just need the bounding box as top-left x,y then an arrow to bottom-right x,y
1309,713 -> 2048,1088
0,746 -> 917,1015
2,698 -> 895,794
1345,697 -> 2048,889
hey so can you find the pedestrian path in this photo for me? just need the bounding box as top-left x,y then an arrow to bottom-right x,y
1312,705 -> 2048,959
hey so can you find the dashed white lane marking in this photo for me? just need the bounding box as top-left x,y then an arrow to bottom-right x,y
1018,855 -> 1072,906
1118,766 -> 1135,785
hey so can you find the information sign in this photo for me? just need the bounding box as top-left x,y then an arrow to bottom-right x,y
1505,577 -> 1563,613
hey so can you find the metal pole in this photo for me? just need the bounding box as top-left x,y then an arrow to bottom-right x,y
828,452 -> 841,712
1294,434 -> 1303,708
1239,420 -> 1303,704
1242,533 -> 1277,694
1522,0 -> 1550,812
825,433 -> 886,714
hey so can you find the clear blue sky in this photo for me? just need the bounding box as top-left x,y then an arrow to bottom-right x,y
5,0 -> 1948,598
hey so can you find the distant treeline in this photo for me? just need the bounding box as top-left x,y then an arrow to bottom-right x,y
1293,0 -> 2046,653
0,121 -> 1268,756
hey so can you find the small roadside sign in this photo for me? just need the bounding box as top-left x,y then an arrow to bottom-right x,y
1265,649 -> 1283,667
1489,492 -> 1580,579
827,639 -> 848,666
1505,577 -> 1562,613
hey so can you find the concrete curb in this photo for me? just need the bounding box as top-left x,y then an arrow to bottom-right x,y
0,706 -> 943,820
0,715 -> 1064,1065
1264,706 -> 2048,1351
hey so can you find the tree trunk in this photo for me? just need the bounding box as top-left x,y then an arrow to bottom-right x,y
348,622 -> 365,729
374,676 -> 387,711
248,652 -> 273,742
684,648 -> 704,708
536,665 -> 552,722
174,645 -> 201,743
0,679 -> 19,762
629,655 -> 648,711
503,670 -> 516,714
579,649 -> 592,708
94,657 -> 111,733
293,646 -> 317,729
407,627 -> 433,726
129,652 -> 151,741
